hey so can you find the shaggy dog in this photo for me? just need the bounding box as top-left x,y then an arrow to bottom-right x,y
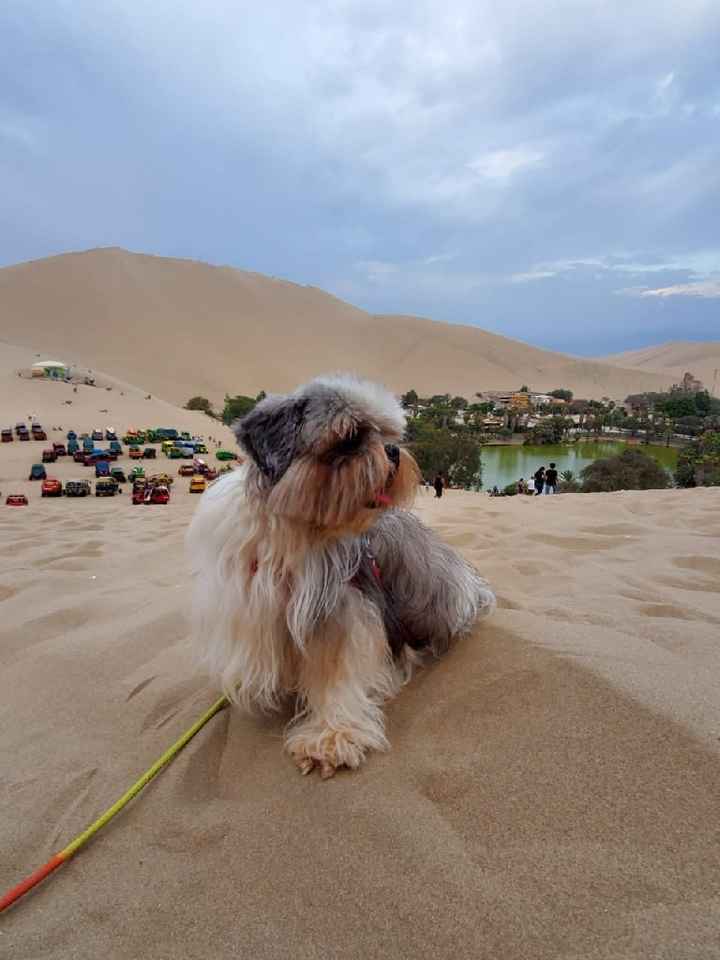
187,375 -> 495,778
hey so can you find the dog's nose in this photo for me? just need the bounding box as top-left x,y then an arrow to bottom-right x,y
384,444 -> 400,469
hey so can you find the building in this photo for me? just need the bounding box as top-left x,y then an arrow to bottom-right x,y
679,371 -> 703,393
31,360 -> 68,379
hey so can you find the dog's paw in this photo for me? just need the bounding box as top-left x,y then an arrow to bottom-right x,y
287,727 -> 368,780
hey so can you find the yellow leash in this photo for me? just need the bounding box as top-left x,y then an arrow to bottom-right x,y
1,694 -> 229,913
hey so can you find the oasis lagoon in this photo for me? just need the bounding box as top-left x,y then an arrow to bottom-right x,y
479,441 -> 678,491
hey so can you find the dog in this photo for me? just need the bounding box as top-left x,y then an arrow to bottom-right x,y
187,375 -> 495,778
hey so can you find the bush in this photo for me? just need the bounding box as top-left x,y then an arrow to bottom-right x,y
675,432 -> 720,487
502,482 -> 518,496
580,449 -> 670,493
185,396 -> 214,415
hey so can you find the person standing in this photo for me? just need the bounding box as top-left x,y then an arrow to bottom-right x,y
544,462 -> 558,495
533,466 -> 545,496
434,474 -> 444,498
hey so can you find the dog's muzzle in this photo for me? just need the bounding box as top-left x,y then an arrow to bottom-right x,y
384,444 -> 400,470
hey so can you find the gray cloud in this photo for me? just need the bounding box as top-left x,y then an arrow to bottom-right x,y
1,0 -> 719,354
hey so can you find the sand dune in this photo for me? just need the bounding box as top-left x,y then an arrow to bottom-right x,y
2,480 -> 719,958
0,247 -> 679,405
597,341 -> 720,395
2,341 -> 720,957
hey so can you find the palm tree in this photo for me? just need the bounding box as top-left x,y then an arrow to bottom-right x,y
560,469 -> 575,483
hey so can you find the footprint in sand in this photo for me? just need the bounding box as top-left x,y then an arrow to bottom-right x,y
527,533 -> 624,552
125,675 -> 157,701
674,556 -> 720,576
1,605 -> 91,656
0,584 -> 18,602
578,523 -> 644,537
140,679 -> 209,732
639,603 -> 720,626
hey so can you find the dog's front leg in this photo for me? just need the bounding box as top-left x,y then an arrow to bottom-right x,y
285,593 -> 395,779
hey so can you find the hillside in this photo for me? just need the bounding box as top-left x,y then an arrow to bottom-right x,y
597,342 -> 720,395
0,248 -> 677,405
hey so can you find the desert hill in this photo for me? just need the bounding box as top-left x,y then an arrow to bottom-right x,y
597,342 -> 720,395
0,247 -> 679,406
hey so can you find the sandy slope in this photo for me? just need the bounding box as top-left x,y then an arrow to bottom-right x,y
0,248 -> 679,404
1,483 -> 719,959
2,345 -> 719,958
597,342 -> 720,395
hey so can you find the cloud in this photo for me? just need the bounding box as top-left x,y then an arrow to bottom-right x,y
638,281 -> 720,298
1,0 -> 719,354
467,146 -> 545,181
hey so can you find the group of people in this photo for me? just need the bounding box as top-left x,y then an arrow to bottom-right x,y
517,462 -> 559,496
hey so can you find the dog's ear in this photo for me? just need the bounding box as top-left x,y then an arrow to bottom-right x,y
234,397 -> 308,483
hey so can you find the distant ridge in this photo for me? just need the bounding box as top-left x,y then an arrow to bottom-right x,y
0,247 -> 679,405
596,342 -> 720,395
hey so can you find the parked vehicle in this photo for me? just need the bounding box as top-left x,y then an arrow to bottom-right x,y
41,478 -> 63,497
92,429 -> 104,441
148,473 -> 173,487
110,466 -> 127,483
83,438 -> 95,452
216,449 -> 238,461
18,429 -> 30,441
178,446 -> 195,458
161,440 -> 175,454
143,447 -> 156,459
194,443 -> 208,454
65,479 -> 91,497
129,466 -> 145,481
52,443 -> 67,456
33,430 -> 48,441
148,484 -> 170,505
6,494 -> 28,506
95,478 -> 119,497
15,422 -> 26,434
73,449 -> 86,463
67,430 -> 78,441
189,475 -> 207,494
178,463 -> 195,477
106,428 -> 117,441
129,446 -> 143,460
95,461 -> 111,478
109,440 -> 123,455
84,451 -> 111,466
1,429 -> 12,442
156,428 -> 178,441
132,486 -> 146,505
42,449 -> 57,463
168,447 -> 183,459
67,438 -> 80,455
29,464 -> 47,481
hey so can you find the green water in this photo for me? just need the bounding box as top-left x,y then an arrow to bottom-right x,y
480,441 -> 678,491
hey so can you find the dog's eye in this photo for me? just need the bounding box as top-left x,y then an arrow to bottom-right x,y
328,430 -> 366,459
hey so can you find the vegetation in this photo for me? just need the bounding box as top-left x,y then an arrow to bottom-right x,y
185,396 -> 216,416
675,432 -> 720,487
406,418 -> 483,489
549,388 -> 573,401
221,391 -> 266,424
523,415 -> 574,444
580,449 -> 670,493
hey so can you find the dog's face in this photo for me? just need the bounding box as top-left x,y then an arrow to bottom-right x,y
235,375 -> 419,532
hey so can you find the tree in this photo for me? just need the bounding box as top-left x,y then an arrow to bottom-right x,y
406,420 -> 484,489
401,389 -> 419,414
222,394 -> 257,424
519,384 -> 530,393
675,432 -> 720,487
580,449 -> 670,493
549,388 -> 573,401
451,396 -> 468,410
185,396 -> 214,415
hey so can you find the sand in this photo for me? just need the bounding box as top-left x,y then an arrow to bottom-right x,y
0,248 -> 685,405
2,344 -> 720,958
597,342 -> 720,397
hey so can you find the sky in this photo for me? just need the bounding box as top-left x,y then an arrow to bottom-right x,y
1,1 -> 719,355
